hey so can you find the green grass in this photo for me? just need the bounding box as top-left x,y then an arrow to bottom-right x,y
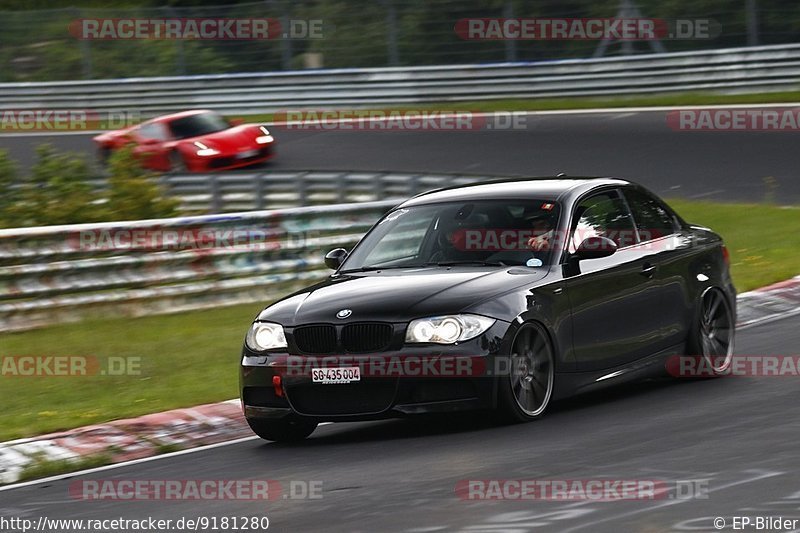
0,303 -> 261,442
230,90 -> 800,124
7,90 -> 800,135
0,199 -> 797,441
667,199 -> 800,292
17,452 -> 113,482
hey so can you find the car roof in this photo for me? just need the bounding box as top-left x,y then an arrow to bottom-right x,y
150,109 -> 215,124
399,176 -> 632,207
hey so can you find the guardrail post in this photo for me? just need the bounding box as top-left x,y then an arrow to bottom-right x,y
74,8 -> 93,79
375,173 -> 386,202
297,172 -> 308,205
210,175 -> 222,212
383,0 -> 399,66
254,173 -> 265,210
747,0 -> 760,46
503,1 -> 517,62
164,6 -> 188,75
409,175 -> 420,196
263,0 -> 293,69
337,173 -> 347,203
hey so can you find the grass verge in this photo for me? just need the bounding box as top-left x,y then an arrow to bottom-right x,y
59,90 -> 800,130
230,90 -> 800,124
0,199 -> 797,442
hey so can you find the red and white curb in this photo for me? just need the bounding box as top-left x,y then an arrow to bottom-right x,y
1,276 -> 798,486
0,399 -> 250,485
737,275 -> 800,328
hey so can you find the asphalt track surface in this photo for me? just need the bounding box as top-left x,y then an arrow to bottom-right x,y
2,108 -> 800,532
1,108 -> 799,203
2,316 -> 799,532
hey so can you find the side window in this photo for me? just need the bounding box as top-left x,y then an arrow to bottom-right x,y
623,188 -> 677,241
138,123 -> 169,141
569,192 -> 637,252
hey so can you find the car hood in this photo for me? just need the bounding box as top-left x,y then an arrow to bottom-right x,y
258,267 -> 551,325
180,125 -> 262,152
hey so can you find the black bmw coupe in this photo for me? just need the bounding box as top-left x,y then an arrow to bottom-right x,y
240,177 -> 736,441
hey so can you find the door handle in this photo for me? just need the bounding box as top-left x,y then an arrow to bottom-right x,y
640,263 -> 657,278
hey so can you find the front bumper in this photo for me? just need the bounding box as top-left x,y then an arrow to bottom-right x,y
189,144 -> 275,172
240,322 -> 509,423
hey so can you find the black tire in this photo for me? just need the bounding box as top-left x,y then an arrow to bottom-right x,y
246,418 -> 318,442
496,322 -> 555,423
169,150 -> 188,173
685,287 -> 735,377
97,147 -> 112,168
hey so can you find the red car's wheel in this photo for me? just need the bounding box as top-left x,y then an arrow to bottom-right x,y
169,150 -> 188,173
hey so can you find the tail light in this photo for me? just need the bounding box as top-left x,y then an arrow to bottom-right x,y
721,245 -> 730,266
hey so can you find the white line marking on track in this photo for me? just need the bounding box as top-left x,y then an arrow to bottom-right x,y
558,470 -> 784,533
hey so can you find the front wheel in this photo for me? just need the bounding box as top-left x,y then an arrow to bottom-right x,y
97,147 -> 112,168
246,418 -> 318,442
497,322 -> 555,423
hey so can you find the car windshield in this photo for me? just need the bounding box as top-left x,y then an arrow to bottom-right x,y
167,112 -> 230,139
341,199 -> 561,271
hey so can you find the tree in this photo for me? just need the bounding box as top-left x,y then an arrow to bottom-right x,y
104,145 -> 180,221
0,149 -> 17,227
5,144 -> 105,227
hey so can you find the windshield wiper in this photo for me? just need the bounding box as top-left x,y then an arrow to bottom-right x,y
339,265 -> 419,273
426,260 -> 508,267
340,260 -> 509,273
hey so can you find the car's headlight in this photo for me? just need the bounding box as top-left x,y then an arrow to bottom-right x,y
194,141 -> 220,156
256,126 -> 274,144
405,314 -> 496,344
245,322 -> 287,351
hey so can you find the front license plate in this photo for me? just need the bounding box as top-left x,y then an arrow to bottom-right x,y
311,367 -> 361,384
237,149 -> 258,159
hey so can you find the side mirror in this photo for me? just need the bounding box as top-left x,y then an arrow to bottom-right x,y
575,236 -> 617,260
140,137 -> 159,145
324,248 -> 348,270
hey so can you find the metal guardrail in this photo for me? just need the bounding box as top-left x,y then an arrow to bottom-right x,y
2,44 -> 800,116
0,172 -> 496,331
0,201 -> 398,332
153,170 -> 494,213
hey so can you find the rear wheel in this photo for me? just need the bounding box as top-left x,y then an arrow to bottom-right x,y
97,147 -> 112,168
246,418 -> 318,442
686,287 -> 735,376
497,322 -> 554,422
169,150 -> 188,172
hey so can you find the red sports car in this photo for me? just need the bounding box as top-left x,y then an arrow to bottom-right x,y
93,109 -> 275,172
